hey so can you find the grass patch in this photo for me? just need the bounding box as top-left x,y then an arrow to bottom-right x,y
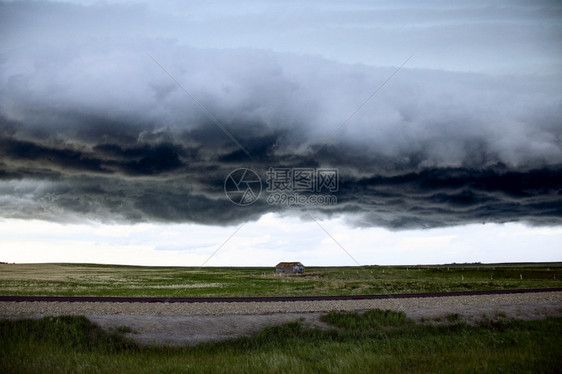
446,313 -> 461,323
0,316 -> 137,354
1,313 -> 561,373
321,309 -> 413,331
0,263 -> 560,297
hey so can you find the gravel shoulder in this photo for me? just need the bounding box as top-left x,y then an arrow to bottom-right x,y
1,291 -> 560,346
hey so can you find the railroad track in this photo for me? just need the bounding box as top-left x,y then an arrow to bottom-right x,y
1,288 -> 560,303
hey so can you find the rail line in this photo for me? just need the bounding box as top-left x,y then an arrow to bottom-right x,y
0,288 -> 560,303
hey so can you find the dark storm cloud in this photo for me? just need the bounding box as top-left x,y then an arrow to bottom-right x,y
338,166 -> 562,229
1,114 -> 561,228
1,1 -> 561,229
0,136 -> 106,173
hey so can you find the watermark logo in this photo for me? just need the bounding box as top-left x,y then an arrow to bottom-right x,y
265,167 -> 338,206
266,168 -> 338,193
224,167 -> 338,206
224,168 -> 262,206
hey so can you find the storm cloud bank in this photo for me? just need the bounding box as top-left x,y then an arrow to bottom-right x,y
1,1 -> 561,229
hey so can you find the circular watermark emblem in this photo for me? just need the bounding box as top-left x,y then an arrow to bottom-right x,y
224,168 -> 262,206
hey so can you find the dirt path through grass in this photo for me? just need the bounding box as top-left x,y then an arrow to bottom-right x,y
1,291 -> 560,346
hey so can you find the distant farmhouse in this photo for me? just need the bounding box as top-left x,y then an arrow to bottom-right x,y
276,262 -> 305,274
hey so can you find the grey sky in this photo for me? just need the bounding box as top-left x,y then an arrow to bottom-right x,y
0,0 -> 561,265
2,0 -> 561,73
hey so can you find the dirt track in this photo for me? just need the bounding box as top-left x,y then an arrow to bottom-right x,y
1,291 -> 560,346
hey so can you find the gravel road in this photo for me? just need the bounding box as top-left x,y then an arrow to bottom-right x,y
1,291 -> 560,346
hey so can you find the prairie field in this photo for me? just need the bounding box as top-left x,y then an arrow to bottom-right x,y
0,262 -> 560,297
1,312 -> 561,373
1,263 -> 561,373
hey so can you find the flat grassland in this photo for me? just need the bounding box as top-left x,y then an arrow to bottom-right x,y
0,262 -> 560,297
1,263 -> 561,373
1,312 -> 561,373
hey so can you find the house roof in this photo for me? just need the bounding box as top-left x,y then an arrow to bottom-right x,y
276,262 -> 303,268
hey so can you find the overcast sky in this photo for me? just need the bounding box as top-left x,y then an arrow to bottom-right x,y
1,0 -> 561,266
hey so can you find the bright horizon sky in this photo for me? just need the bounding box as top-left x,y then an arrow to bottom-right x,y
1,217 -> 561,266
1,0 -> 561,266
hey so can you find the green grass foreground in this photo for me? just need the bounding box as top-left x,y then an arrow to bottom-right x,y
0,262 -> 560,297
1,312 -> 561,373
